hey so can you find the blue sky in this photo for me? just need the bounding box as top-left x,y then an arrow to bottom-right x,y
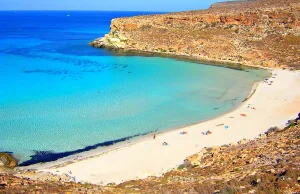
0,0 -> 228,11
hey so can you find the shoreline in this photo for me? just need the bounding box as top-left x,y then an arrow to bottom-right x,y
17,67 -> 266,167
95,46 -> 274,72
20,68 -> 300,185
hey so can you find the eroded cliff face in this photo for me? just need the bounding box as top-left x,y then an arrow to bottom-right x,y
91,0 -> 300,69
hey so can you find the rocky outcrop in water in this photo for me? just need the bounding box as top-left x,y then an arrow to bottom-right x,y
0,153 -> 17,169
91,0 -> 300,69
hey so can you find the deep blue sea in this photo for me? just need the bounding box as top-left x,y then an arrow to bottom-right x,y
0,11 -> 269,165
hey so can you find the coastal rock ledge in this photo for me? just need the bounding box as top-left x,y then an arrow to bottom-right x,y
0,153 -> 18,169
91,0 -> 300,69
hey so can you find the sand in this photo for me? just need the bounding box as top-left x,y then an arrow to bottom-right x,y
28,69 -> 300,185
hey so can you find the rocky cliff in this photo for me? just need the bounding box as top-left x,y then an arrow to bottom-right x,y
91,0 -> 300,69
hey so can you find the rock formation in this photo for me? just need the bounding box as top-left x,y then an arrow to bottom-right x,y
91,0 -> 300,69
0,153 -> 17,169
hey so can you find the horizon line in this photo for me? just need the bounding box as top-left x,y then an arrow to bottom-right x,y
0,10 -> 170,12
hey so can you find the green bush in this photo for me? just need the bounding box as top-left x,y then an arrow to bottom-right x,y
177,164 -> 185,170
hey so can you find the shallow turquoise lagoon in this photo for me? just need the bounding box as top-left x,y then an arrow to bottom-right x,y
0,11 -> 269,164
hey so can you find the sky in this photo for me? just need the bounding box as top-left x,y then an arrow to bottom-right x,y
0,0 -> 229,12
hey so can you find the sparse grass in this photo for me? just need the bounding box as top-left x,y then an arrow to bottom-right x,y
177,164 -> 185,170
220,186 -> 239,194
107,182 -> 116,186
234,168 -> 240,172
140,25 -> 152,31
287,123 -> 296,128
284,34 -> 300,45
211,22 -> 218,27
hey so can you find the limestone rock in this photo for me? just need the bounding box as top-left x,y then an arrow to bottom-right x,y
186,154 -> 201,166
91,0 -> 300,70
238,139 -> 250,145
249,189 -> 256,194
0,153 -> 18,168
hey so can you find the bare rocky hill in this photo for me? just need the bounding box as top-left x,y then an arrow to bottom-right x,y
91,0 -> 300,69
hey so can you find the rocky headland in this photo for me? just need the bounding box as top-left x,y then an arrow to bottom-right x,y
91,0 -> 300,69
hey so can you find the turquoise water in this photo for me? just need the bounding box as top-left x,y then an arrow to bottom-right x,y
0,11 -> 269,164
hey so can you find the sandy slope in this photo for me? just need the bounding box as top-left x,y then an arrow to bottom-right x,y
33,69 -> 300,185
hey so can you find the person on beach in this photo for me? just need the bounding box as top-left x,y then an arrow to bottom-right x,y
202,130 -> 212,135
153,134 -> 156,139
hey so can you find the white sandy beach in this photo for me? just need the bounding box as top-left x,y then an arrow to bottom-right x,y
28,69 -> 300,185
